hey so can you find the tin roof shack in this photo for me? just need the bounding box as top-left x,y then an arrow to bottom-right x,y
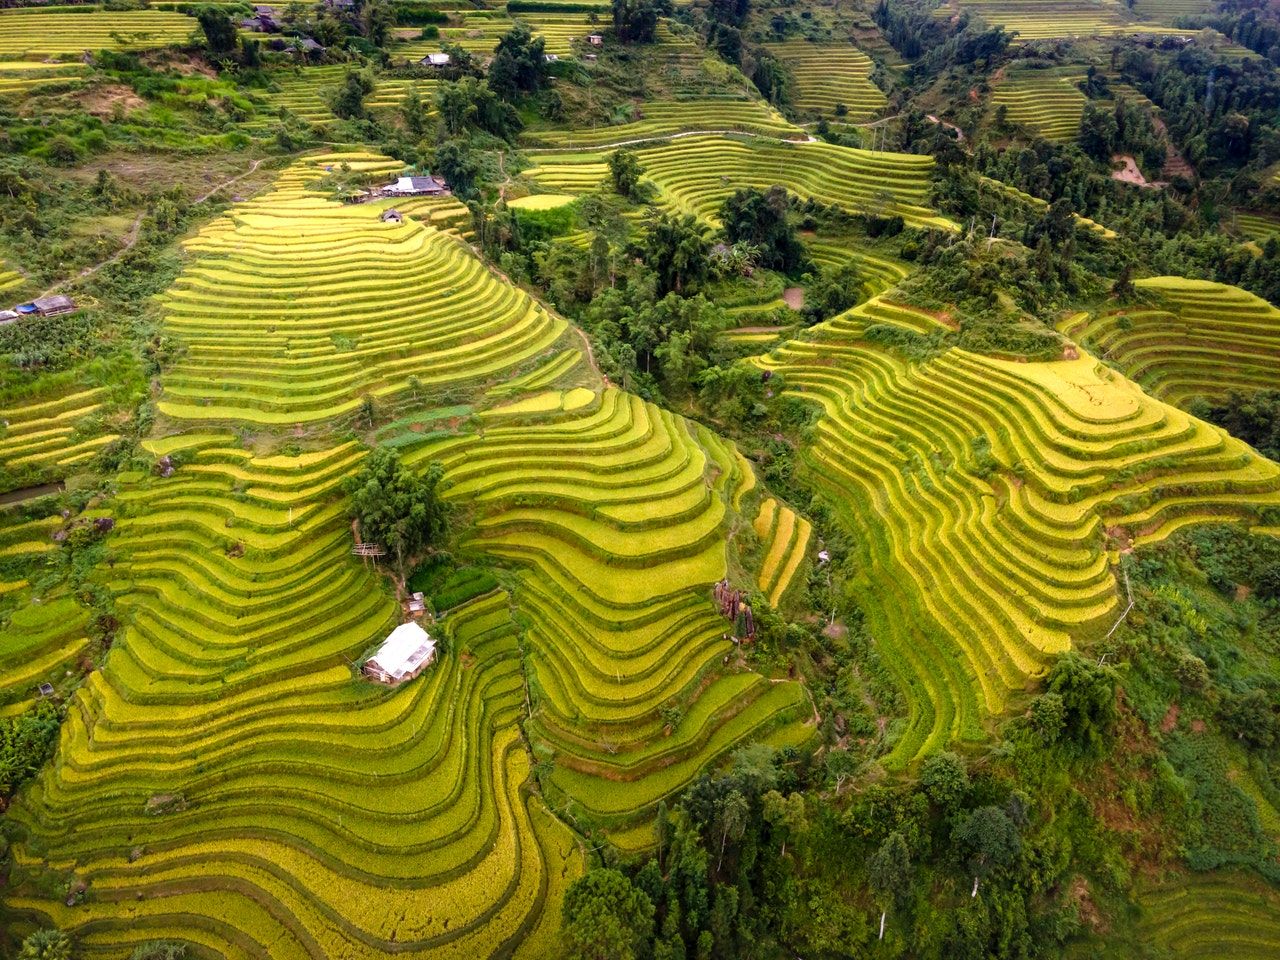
381,208 -> 403,224
382,175 -> 449,196
33,295 -> 76,317
363,622 -> 436,685
419,52 -> 451,67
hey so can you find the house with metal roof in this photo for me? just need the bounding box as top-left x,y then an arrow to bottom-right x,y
33,295 -> 76,317
382,175 -> 448,196
363,622 -> 436,685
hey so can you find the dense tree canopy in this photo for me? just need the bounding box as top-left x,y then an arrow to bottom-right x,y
562,869 -> 655,960
488,23 -> 548,101
343,448 -> 447,574
720,186 -> 808,274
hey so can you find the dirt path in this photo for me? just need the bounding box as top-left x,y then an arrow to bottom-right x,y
927,114 -> 965,141
36,157 -> 266,300
194,156 -> 266,204
569,324 -> 608,388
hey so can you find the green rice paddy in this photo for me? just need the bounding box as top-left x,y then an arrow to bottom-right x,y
528,134 -> 956,230
1060,277 -> 1280,408
755,308 -> 1280,765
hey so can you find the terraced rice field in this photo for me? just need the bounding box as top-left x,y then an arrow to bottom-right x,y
525,98 -> 802,147
518,14 -> 600,57
0,9 -> 197,55
405,389 -> 814,835
155,153 -> 571,425
991,73 -> 1086,143
436,13 -> 517,55
387,194 -> 474,236
1060,277 -> 1280,408
0,592 -> 88,718
950,1 -> 1180,40
753,499 -> 811,609
0,60 -> 87,98
248,66 -> 438,128
762,41 -> 887,121
0,258 -> 26,296
805,244 -> 913,300
1134,873 -> 1280,959
755,316 -> 1280,764
0,387 -> 121,487
4,436 -> 584,956
1131,0 -> 1212,22
528,135 -> 955,230
1234,211 -> 1280,242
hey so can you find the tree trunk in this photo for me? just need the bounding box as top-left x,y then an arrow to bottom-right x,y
972,876 -> 979,898
879,910 -> 886,941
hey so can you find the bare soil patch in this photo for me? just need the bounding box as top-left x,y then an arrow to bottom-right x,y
1111,154 -> 1165,189
76,84 -> 145,117
782,286 -> 804,310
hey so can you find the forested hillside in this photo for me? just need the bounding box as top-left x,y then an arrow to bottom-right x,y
1,0 -> 1279,957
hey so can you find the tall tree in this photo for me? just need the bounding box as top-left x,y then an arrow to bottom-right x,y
328,69 -> 375,120
195,5 -> 238,56
361,0 -> 395,47
719,186 -> 807,274
869,831 -> 913,935
953,805 -> 1021,896
608,148 -> 643,199
612,0 -> 670,44
488,23 -> 547,100
343,448 -> 447,576
645,214 -> 711,295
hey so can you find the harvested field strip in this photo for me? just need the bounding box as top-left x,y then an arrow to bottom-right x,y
4,440 -> 584,956
155,152 -> 571,425
1060,277 -> 1280,408
0,9 -> 197,55
991,75 -> 1085,143
406,388 -> 812,831
755,319 -> 1280,765
763,41 -> 886,121
525,98 -> 802,147
527,135 -> 954,230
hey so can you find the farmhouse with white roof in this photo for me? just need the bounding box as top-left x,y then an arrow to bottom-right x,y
363,622 -> 436,685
